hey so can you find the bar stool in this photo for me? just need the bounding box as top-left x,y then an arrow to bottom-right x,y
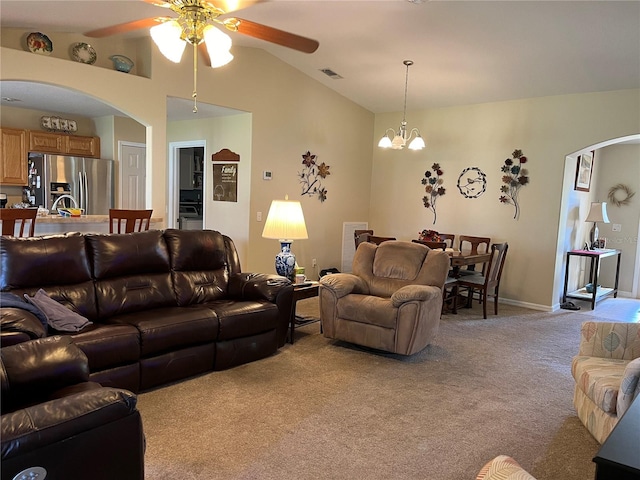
109,209 -> 153,233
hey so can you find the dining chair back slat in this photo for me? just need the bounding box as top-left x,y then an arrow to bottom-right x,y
438,233 -> 456,249
458,235 -> 491,275
0,208 -> 37,237
109,209 -> 153,233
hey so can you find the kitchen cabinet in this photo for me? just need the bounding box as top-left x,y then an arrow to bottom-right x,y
29,131 -> 100,158
179,147 -> 203,190
0,127 -> 28,185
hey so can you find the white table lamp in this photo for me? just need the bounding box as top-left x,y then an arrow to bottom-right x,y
262,195 -> 308,281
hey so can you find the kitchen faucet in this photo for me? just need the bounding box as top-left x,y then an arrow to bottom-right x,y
51,194 -> 79,212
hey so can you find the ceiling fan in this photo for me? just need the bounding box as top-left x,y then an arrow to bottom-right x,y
85,0 -> 319,111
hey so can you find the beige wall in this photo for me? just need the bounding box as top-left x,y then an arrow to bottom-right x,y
372,90 -> 640,309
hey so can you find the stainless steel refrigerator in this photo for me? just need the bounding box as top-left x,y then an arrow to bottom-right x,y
28,153 -> 114,214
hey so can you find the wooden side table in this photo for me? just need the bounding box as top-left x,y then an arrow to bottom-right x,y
563,249 -> 621,310
289,281 -> 320,344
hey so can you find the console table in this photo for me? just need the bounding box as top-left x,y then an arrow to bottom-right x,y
563,249 -> 621,310
593,396 -> 640,479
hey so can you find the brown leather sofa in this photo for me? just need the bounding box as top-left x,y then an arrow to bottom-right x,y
0,229 -> 293,393
1,335 -> 145,480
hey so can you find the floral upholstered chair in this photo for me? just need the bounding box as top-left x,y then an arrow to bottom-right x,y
572,321 -> 640,443
476,455 -> 536,480
318,240 -> 449,355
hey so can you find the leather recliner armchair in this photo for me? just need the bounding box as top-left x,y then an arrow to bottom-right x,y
319,240 -> 450,355
1,336 -> 144,480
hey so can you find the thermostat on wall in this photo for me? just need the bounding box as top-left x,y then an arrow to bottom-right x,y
263,171 -> 272,180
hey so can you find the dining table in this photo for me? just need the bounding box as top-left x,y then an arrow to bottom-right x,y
447,250 -> 492,278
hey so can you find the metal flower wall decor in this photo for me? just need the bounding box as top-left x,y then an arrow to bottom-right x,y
421,163 -> 445,224
299,151 -> 330,202
499,149 -> 529,220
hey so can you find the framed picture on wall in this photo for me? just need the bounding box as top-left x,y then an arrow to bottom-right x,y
574,151 -> 595,192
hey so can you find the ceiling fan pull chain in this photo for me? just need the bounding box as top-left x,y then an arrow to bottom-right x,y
192,42 -> 198,113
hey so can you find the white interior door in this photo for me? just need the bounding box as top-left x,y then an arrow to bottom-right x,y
120,142 -> 146,209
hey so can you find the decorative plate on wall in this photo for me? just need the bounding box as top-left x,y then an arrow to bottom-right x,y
71,42 -> 97,64
457,167 -> 487,198
27,32 -> 53,55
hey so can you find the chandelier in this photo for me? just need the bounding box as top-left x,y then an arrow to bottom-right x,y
378,60 -> 425,150
149,1 -> 235,112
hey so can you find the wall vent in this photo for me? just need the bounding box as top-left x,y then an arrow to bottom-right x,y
320,68 -> 343,80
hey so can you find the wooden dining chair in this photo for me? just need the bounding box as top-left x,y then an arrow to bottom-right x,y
109,209 -> 153,233
354,229 -> 374,249
368,235 -> 396,245
458,235 -> 491,275
438,233 -> 456,249
457,242 -> 509,319
0,208 -> 37,237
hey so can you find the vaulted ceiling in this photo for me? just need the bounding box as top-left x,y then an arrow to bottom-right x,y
2,0 -> 639,119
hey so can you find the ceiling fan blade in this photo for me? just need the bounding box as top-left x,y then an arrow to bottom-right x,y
84,17 -> 167,38
231,18 -> 319,54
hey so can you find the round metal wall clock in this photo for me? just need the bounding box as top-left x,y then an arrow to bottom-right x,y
457,167 -> 487,198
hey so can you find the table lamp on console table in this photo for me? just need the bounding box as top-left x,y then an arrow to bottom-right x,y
262,195 -> 308,281
585,202 -> 610,249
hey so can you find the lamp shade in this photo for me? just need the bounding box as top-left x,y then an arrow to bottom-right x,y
150,20 -> 187,63
262,198 -> 308,241
203,25 -> 234,68
585,202 -> 610,223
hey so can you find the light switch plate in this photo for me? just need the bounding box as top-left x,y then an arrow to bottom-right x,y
263,171 -> 272,180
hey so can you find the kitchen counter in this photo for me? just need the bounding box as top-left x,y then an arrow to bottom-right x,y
34,214 -> 164,235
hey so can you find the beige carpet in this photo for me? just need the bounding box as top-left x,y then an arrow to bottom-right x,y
137,297 -> 639,480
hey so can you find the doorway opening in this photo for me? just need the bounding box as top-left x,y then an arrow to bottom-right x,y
168,140 -> 205,230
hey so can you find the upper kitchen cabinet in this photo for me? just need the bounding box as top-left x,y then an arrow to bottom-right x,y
0,127 -> 28,185
29,131 -> 101,158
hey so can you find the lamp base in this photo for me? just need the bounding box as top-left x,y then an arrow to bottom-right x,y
590,223 -> 599,248
275,241 -> 296,281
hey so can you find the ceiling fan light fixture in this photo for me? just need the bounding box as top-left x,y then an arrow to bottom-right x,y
378,60 -> 425,151
151,20 -> 187,63
203,25 -> 234,68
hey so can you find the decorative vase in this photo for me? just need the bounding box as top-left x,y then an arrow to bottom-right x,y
275,241 -> 296,281
109,54 -> 134,73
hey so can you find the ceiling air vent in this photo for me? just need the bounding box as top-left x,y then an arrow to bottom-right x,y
320,68 -> 343,80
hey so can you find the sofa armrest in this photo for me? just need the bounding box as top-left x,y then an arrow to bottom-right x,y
1,388 -> 138,461
1,307 -> 47,343
391,285 -> 441,307
578,322 -> 640,360
319,273 -> 368,298
227,272 -> 292,302
617,357 -> 640,417
1,336 -> 90,413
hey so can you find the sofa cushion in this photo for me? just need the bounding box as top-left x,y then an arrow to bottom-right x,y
205,300 -> 279,341
163,229 -> 231,305
87,231 -> 176,318
109,306 -> 218,357
337,294 -> 397,329
67,324 -> 140,371
0,233 -> 98,320
572,355 -> 627,413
